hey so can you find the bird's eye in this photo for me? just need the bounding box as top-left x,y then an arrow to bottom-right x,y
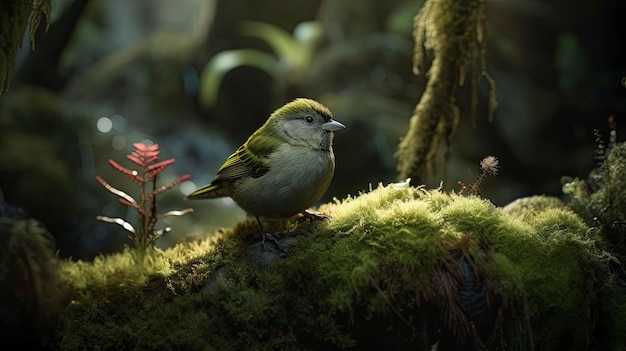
305,116 -> 314,124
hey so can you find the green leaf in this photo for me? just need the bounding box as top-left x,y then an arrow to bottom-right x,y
238,21 -> 297,60
199,49 -> 277,108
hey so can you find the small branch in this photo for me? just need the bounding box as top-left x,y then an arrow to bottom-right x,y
108,159 -> 143,184
147,159 -> 176,180
148,174 -> 191,199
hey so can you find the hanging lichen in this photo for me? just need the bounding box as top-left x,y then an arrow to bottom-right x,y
0,0 -> 50,95
396,0 -> 497,184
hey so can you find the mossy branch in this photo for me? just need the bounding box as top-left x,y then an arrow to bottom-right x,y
396,0 -> 496,184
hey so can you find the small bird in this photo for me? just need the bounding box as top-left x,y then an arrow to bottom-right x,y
186,98 -> 345,248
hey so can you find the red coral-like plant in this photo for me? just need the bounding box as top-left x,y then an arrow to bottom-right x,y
96,143 -> 193,250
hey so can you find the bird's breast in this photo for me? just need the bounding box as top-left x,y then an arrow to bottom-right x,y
230,144 -> 335,218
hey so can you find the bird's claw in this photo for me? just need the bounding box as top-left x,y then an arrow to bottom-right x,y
256,216 -> 282,252
299,210 -> 330,223
261,231 -> 282,252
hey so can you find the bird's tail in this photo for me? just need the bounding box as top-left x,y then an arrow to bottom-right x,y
185,183 -> 229,200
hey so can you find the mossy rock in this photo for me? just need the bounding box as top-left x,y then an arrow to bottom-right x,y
55,182 -> 623,350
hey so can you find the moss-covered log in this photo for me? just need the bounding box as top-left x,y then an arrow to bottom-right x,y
50,182 -> 624,350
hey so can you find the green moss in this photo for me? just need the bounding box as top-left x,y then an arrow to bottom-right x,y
501,195 -> 567,217
563,141 -> 626,256
55,183 -> 621,350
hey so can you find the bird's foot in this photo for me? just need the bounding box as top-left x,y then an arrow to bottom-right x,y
256,216 -> 283,252
298,210 -> 330,223
261,230 -> 282,252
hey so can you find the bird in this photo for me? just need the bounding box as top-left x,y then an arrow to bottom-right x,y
186,98 -> 345,249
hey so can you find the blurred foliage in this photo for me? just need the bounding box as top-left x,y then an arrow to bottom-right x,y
0,191 -> 67,348
199,20 -> 323,108
555,33 -> 588,93
0,87 -> 79,234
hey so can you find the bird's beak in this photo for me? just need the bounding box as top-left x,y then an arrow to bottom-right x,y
323,119 -> 346,132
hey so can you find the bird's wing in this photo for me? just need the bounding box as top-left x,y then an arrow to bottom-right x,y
215,134 -> 280,181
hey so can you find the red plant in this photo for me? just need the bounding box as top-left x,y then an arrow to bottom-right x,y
96,143 -> 193,249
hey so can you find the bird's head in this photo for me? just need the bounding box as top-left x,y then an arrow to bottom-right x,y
266,98 -> 345,150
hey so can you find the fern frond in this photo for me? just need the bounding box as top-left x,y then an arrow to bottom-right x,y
147,159 -> 176,180
107,160 -> 143,184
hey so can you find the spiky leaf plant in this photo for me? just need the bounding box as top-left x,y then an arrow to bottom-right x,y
96,143 -> 193,251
